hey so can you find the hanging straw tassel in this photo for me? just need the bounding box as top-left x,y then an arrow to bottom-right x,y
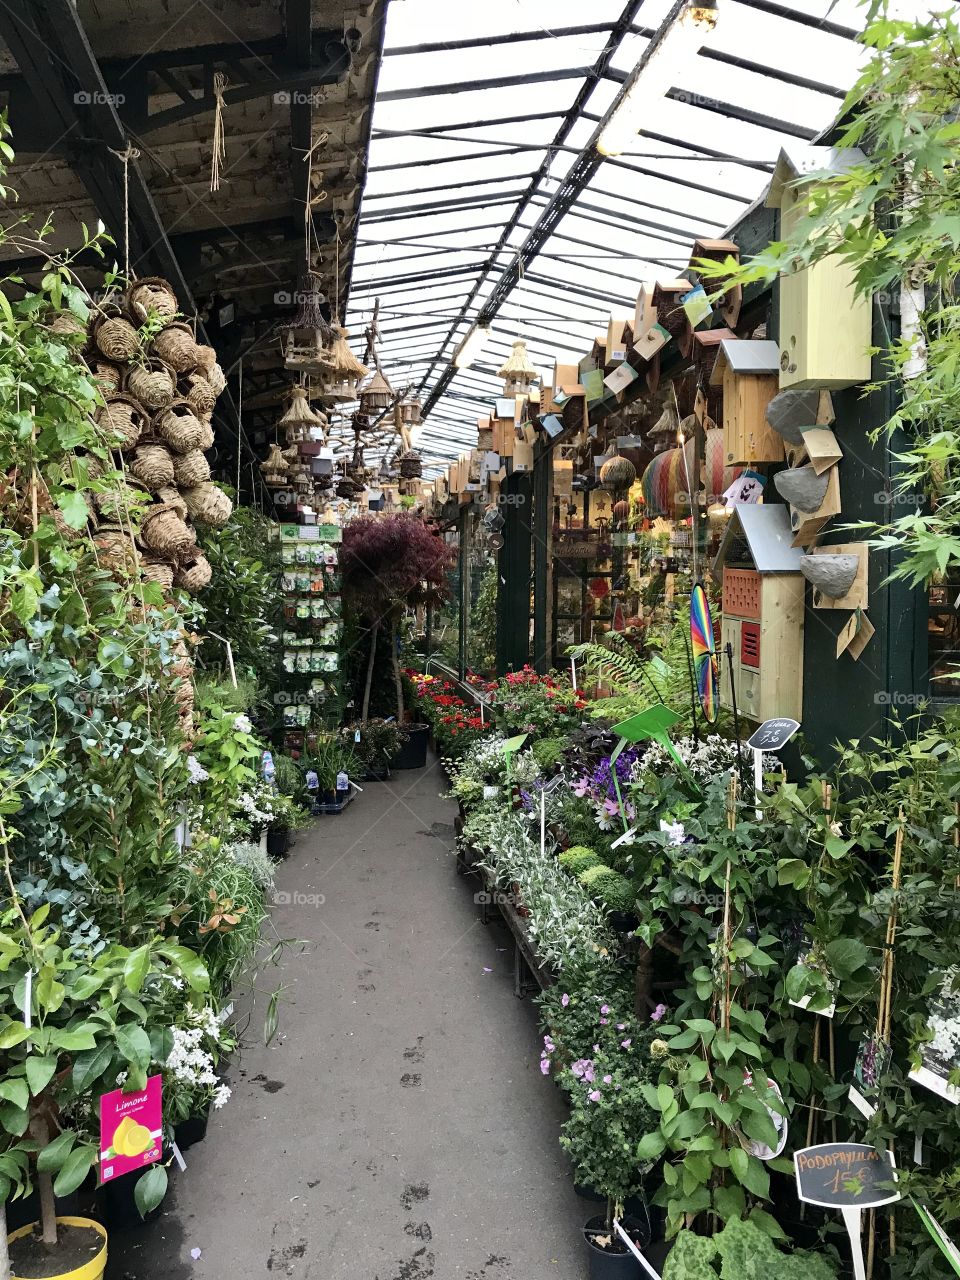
209,72 -> 228,193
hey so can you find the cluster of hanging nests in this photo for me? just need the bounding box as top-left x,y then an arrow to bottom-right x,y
41,276 -> 235,744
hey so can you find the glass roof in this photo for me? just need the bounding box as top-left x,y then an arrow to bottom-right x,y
343,0 -> 895,473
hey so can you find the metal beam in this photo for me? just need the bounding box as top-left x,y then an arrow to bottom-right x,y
384,24 -> 617,57
377,66 -> 603,103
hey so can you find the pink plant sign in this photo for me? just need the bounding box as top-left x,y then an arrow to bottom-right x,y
99,1075 -> 163,1184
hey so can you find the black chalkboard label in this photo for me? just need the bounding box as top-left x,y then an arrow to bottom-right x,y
747,717 -> 800,753
794,1143 -> 900,1209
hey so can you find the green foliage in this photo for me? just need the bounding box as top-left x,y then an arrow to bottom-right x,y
696,4 -> 960,586
467,559 -> 497,674
559,846 -> 602,876
663,1218 -> 838,1280
532,735 -> 567,772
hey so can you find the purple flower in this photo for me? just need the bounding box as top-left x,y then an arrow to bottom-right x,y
540,1058 -> 551,1075
603,1074 -> 612,1084
600,1005 -> 610,1015
588,1089 -> 601,1102
571,1058 -> 592,1080
616,1023 -> 626,1031
584,1065 -> 596,1083
544,1036 -> 555,1053
600,1018 -> 609,1025
621,1038 -> 632,1048
651,1003 -> 668,1023
561,993 -> 570,1007
593,1043 -> 600,1053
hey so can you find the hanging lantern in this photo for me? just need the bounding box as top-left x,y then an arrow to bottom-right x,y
359,368 -> 394,414
282,277 -> 333,375
400,394 -> 422,426
599,453 -> 637,491
321,326 -> 369,402
613,499 -> 630,525
497,339 -> 538,396
648,395 -> 680,454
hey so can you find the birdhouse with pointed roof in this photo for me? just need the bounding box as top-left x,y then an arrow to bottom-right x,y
710,339 -> 783,467
713,503 -> 804,723
766,144 -> 873,390
498,339 -> 538,396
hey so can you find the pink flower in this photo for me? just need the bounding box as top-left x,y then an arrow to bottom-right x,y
588,1090 -> 601,1102
621,1038 -> 632,1048
561,993 -> 570,1007
600,1005 -> 610,1015
651,1004 -> 668,1023
616,1023 -> 626,1031
603,1074 -> 612,1084
600,1018 -> 609,1025
540,1058 -> 551,1075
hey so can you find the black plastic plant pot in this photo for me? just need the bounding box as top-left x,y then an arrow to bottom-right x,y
336,787 -> 350,805
608,911 -> 640,934
392,724 -> 429,770
96,1163 -> 167,1229
266,826 -> 291,859
322,788 -> 337,805
583,1215 -> 647,1280
174,1110 -> 209,1151
364,765 -> 391,782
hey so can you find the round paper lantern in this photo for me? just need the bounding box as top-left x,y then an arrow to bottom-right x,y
613,499 -> 630,521
599,454 -> 637,491
640,448 -> 682,517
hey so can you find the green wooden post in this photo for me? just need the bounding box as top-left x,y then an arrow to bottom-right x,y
532,443 -> 554,673
496,472 -> 533,675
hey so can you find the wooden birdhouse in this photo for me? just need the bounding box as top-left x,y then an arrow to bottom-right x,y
606,316 -> 632,365
359,368 -> 393,414
713,503 -> 805,723
633,283 -> 657,343
400,394 -> 422,426
710,339 -> 783,466
651,280 -> 692,345
477,417 -> 494,451
282,280 -> 332,375
498,339 -> 538,396
691,237 -> 742,328
765,144 -> 873,390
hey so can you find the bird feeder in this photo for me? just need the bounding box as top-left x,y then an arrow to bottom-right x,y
359,368 -> 394,414
400,394 -> 422,426
710,339 -> 783,466
712,503 -> 805,723
282,280 -> 332,375
261,443 -> 290,487
279,384 -> 328,444
498,339 -> 538,396
690,237 -> 742,328
765,144 -> 873,389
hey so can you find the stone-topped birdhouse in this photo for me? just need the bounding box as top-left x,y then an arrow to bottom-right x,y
765,144 -> 873,390
710,339 -> 783,467
712,503 -> 805,723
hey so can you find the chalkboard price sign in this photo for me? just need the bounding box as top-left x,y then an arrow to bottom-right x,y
747,717 -> 800,753
794,1143 -> 900,1210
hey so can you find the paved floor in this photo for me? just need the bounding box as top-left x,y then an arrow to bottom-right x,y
106,759 -> 588,1280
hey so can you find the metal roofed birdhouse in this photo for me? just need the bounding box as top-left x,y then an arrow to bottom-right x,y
282,278 -> 333,375
712,503 -> 805,724
498,339 -> 538,396
710,339 -> 783,467
765,144 -> 873,390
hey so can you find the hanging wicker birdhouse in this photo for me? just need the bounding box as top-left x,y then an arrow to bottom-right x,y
359,368 -> 394,414
155,400 -> 204,454
91,307 -> 139,363
282,278 -> 333,375
181,482 -> 233,528
125,359 -> 176,411
649,396 -> 681,455
152,322 -> 200,374
322,326 -> 369,401
279,384 -> 328,441
400,450 -> 422,480
498,339 -> 538,395
261,443 -> 290,486
599,454 -> 637,491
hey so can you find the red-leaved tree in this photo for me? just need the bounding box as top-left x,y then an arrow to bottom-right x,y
340,514 -> 452,719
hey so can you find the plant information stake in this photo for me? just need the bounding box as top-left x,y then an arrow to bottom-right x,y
794,1142 -> 900,1280
746,717 -> 800,817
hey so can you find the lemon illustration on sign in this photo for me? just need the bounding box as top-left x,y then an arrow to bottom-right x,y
113,1115 -> 153,1157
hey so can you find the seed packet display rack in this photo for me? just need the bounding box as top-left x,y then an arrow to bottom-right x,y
274,521 -> 347,753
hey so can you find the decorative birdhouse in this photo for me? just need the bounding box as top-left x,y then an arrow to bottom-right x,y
282,280 -> 332,375
712,503 -> 805,723
359,368 -> 394,415
600,453 -> 637,492
321,326 -> 369,402
650,280 -> 692,344
765,144 -> 873,390
400,394 -> 422,426
709,339 -> 783,466
279,384 -> 328,446
648,394 -> 680,455
690,237 -> 742,328
498,339 -> 538,396
260,443 -> 289,487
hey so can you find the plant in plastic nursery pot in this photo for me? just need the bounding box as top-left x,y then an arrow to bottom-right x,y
0,898 -> 212,1279
340,514 -> 452,729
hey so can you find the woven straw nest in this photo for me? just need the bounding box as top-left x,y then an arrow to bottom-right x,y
139,502 -> 196,556
173,449 -> 211,488
151,322 -> 199,374
195,345 -> 227,395
92,477 -> 149,523
154,399 -> 203,454
182,371 -> 218,417
125,359 -> 176,411
140,554 -> 175,590
95,393 -> 148,450
90,308 -> 139,363
129,443 -> 176,492
155,485 -> 188,520
125,277 -> 179,324
93,524 -> 140,574
400,451 -> 422,479
173,550 -> 212,594
181,481 -> 232,528
196,420 -> 215,451
89,359 -> 123,394
50,312 -> 86,339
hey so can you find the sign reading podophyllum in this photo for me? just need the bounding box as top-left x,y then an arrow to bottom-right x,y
794,1142 -> 900,1210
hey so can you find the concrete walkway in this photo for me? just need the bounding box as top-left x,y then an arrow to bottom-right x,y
107,758 -> 588,1280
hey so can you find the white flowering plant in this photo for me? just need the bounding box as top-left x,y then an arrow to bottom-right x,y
159,998 -> 235,1125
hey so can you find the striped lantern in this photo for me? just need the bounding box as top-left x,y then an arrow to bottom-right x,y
641,429 -> 742,517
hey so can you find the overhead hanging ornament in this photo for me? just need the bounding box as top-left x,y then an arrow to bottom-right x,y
283,276 -> 333,375
322,326 -> 369,402
498,338 -> 538,395
599,454 -> 637,492
648,395 -> 681,454
359,368 -> 394,414
279,384 -> 328,442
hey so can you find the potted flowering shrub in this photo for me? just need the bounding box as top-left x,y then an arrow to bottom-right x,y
490,667 -> 587,739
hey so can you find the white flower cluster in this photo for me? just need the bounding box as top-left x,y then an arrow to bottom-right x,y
186,754 -> 209,784
228,839 -> 276,891
233,714 -> 253,735
166,1026 -> 218,1088
632,734 -> 779,785
449,732 -> 506,786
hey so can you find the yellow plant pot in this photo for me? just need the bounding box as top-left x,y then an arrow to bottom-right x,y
8,1216 -> 108,1280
